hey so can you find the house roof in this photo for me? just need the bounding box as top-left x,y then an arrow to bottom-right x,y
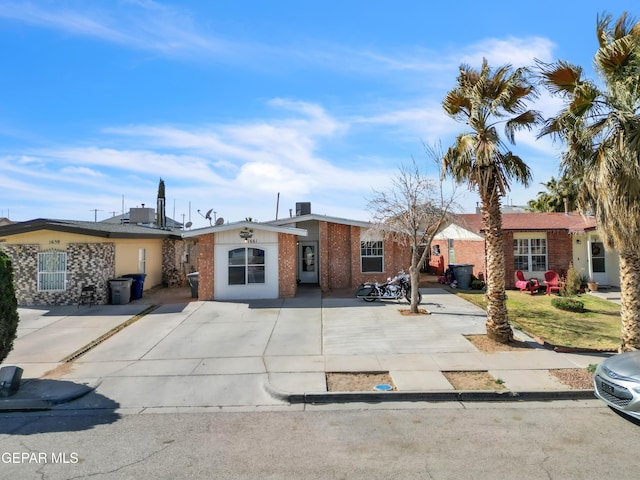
181,220 -> 308,238
100,213 -> 183,229
0,218 -> 180,239
267,213 -> 372,229
451,212 -> 596,235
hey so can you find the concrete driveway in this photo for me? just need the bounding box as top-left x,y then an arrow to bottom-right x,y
3,287 -> 604,412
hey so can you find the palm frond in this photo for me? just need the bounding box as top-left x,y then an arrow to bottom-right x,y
536,59 -> 583,97
504,110 -> 543,143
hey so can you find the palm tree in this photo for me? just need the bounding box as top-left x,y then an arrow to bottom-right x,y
538,12 -> 640,351
443,59 -> 541,343
527,176 -> 578,212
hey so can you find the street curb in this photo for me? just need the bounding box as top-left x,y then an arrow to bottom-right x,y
0,381 -> 97,413
291,390 -> 597,404
264,378 -> 596,404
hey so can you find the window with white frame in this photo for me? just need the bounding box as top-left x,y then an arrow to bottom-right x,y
38,250 -> 67,291
138,248 -> 146,273
513,237 -> 547,272
228,247 -> 265,285
361,240 -> 383,273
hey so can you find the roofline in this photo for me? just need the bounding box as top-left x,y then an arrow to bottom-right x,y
0,219 -> 179,239
181,220 -> 308,238
268,213 -> 372,229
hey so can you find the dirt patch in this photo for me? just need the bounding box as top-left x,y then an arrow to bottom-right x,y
42,362 -> 76,379
398,308 -> 430,316
549,369 -> 594,390
465,334 -> 533,353
326,372 -> 396,392
443,371 -> 506,390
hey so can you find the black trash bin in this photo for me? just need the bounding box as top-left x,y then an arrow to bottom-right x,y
109,278 -> 133,304
187,272 -> 199,298
122,273 -> 147,300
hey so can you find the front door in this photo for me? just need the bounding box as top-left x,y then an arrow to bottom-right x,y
590,240 -> 607,285
298,241 -> 318,284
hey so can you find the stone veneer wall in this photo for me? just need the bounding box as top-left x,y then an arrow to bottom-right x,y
278,233 -> 297,298
162,238 -> 183,286
161,238 -> 199,287
1,242 -> 115,306
196,233 -> 215,300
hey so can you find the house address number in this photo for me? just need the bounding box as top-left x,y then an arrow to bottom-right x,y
49,240 -> 61,244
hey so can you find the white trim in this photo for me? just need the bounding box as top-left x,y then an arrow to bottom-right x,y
181,220 -> 307,238
268,213 -> 371,229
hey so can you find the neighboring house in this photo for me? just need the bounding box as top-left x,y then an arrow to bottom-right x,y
0,218 -> 191,306
428,212 -> 618,288
101,206 -> 183,230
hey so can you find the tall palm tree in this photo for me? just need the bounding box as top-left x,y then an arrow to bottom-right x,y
538,12 -> 640,351
443,59 -> 541,343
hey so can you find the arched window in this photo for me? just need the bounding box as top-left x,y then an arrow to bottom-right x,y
228,247 -> 265,285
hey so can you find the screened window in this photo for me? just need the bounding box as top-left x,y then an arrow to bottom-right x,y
361,241 -> 383,273
38,251 -> 67,291
513,238 -> 547,272
228,247 -> 265,285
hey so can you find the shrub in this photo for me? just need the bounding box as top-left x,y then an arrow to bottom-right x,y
551,297 -> 584,313
562,263 -> 581,297
470,279 -> 485,290
0,251 -> 19,363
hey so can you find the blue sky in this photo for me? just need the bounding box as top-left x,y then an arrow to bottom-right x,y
0,1 -> 637,228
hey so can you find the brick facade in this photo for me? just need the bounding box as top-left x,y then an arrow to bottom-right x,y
431,229 -> 575,289
326,223 -> 352,290
1,242 -> 115,306
278,233 -> 297,298
504,230 -> 573,288
429,239 -> 486,280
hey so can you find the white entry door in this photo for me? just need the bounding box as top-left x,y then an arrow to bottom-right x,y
298,241 -> 318,283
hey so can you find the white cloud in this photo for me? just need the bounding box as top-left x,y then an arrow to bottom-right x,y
460,36 -> 556,67
0,1 -> 227,57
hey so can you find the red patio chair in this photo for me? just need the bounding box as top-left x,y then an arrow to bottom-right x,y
544,270 -> 560,295
515,270 -> 539,295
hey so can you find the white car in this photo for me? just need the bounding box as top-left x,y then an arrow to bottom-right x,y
594,351 -> 640,419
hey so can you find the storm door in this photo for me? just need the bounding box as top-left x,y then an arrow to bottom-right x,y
298,241 -> 319,284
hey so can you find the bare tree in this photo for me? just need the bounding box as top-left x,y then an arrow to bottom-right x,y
366,146 -> 458,313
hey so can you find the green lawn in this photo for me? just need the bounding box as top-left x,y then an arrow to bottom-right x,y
454,289 -> 621,351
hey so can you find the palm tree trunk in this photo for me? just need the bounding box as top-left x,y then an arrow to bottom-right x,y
481,194 -> 513,343
619,251 -> 640,351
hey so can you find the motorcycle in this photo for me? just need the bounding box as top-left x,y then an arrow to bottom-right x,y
355,270 -> 422,304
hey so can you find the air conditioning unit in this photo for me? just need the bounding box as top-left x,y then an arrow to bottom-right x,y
296,202 -> 311,216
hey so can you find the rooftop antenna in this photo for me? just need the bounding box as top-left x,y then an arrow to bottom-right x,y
197,208 -> 214,226
90,209 -> 103,222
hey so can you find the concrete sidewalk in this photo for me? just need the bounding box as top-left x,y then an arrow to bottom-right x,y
0,288 -> 608,412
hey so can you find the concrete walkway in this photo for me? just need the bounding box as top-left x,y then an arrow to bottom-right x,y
0,287 -> 610,412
